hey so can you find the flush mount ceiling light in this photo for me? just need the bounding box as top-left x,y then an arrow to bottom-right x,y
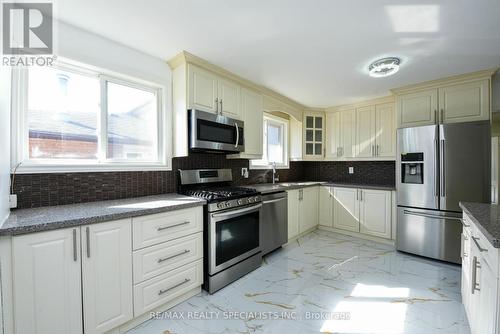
368,57 -> 401,78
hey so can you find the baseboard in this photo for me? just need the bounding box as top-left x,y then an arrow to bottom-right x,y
116,287 -> 201,333
317,226 -> 395,246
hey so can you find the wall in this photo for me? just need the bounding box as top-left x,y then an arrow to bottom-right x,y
12,156 -> 395,208
0,66 -> 11,224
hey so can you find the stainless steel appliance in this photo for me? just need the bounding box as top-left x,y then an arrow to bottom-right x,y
188,109 -> 244,153
178,169 -> 261,294
261,191 -> 288,255
397,121 -> 490,263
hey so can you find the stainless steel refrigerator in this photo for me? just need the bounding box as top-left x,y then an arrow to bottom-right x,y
396,121 -> 490,264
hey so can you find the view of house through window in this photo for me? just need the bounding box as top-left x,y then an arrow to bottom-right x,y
19,63 -> 163,168
251,114 -> 289,168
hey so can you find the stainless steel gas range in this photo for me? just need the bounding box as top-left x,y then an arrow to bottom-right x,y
178,169 -> 262,294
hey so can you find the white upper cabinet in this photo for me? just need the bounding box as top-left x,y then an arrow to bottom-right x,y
228,87 -> 263,158
439,79 -> 489,124
325,111 -> 341,159
188,64 -> 218,113
375,103 -> 396,158
218,77 -> 241,118
356,106 -> 376,158
396,89 -> 438,128
12,228 -> 83,334
82,220 -> 133,334
340,108 -> 356,158
303,112 -> 325,159
187,64 -> 242,119
394,71 -> 493,128
359,189 -> 391,239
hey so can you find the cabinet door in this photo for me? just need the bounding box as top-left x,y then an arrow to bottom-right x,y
375,103 -> 396,158
218,77 -> 241,119
356,106 -> 376,158
439,79 -> 489,124
82,220 -> 133,334
325,112 -> 341,159
397,89 -> 438,128
333,187 -> 360,232
359,189 -> 391,239
304,113 -> 324,159
12,228 -> 83,334
319,186 -> 333,227
340,109 -> 356,158
188,65 -> 218,113
477,258 -> 498,334
240,88 -> 263,156
300,186 -> 319,232
287,189 -> 300,240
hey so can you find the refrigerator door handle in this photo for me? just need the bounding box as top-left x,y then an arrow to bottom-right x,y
435,139 -> 439,198
440,139 -> 445,197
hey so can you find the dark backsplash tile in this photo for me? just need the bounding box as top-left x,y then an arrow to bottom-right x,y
12,153 -> 394,209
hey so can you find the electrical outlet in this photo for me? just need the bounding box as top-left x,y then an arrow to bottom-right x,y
9,194 -> 17,209
241,167 -> 249,179
348,167 -> 354,174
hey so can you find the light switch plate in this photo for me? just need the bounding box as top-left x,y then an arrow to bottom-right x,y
348,167 -> 354,174
9,194 -> 17,209
241,167 -> 249,178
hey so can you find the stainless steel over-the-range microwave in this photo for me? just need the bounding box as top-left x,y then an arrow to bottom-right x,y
188,109 -> 244,153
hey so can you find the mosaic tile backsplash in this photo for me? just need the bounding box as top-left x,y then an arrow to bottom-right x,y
12,153 -> 394,208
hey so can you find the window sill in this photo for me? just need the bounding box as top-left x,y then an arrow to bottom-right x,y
249,164 -> 289,170
13,162 -> 172,174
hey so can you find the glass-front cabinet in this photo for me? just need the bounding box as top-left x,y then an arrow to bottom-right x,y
303,112 -> 325,159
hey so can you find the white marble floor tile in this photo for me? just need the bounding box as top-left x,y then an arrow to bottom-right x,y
126,230 -> 470,334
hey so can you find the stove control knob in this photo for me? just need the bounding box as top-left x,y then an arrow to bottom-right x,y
254,196 -> 260,202
225,201 -> 231,208
217,202 -> 224,209
237,199 -> 243,205
248,197 -> 254,203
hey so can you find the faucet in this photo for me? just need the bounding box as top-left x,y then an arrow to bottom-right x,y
271,162 -> 279,184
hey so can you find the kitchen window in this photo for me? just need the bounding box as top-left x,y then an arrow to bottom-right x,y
251,114 -> 289,169
11,60 -> 169,172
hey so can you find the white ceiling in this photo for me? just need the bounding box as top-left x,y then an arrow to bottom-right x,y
56,0 -> 500,108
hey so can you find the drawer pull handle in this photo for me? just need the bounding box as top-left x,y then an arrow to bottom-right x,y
461,219 -> 471,228
472,236 -> 488,252
157,221 -> 190,232
158,278 -> 191,296
157,249 -> 190,263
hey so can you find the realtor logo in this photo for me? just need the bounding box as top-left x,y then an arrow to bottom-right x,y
2,2 -> 53,55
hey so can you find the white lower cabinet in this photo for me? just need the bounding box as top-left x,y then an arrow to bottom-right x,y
82,220 -> 133,334
287,187 -> 319,240
319,186 -> 393,240
12,228 -> 83,334
462,213 -> 499,334
8,206 -> 204,334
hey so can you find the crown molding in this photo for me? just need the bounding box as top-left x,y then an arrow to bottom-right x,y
391,68 -> 499,95
325,95 -> 395,113
167,51 -> 305,113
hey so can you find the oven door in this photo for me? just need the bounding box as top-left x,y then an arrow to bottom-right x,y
208,203 -> 261,275
189,109 -> 244,153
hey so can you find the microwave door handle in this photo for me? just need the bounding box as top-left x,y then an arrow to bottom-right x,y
235,123 -> 239,148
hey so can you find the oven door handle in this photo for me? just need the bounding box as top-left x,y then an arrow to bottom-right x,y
235,123 -> 239,148
211,203 -> 262,221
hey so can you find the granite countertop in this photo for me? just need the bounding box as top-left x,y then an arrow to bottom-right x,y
323,182 -> 396,191
0,194 -> 206,236
460,202 -> 500,248
246,181 -> 395,194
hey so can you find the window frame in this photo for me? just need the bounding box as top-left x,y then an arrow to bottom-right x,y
11,59 -> 171,173
250,113 -> 289,169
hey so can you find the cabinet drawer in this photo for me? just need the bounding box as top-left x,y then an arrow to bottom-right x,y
132,207 -> 203,250
133,232 -> 203,284
133,260 -> 203,316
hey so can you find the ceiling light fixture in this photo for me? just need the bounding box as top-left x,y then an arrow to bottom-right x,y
368,57 -> 401,78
